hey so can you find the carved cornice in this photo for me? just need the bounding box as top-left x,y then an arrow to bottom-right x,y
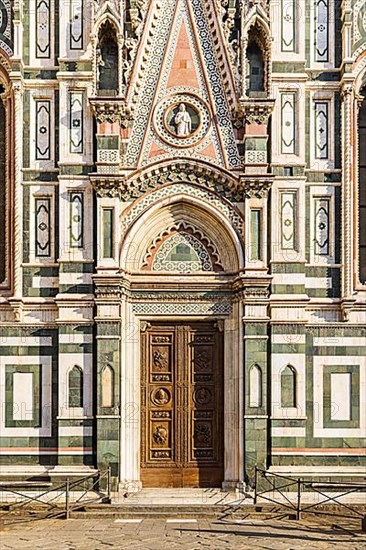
91,161 -> 243,200
89,98 -> 134,126
90,175 -> 126,197
91,162 -> 273,201
234,98 -> 275,127
240,175 -> 273,198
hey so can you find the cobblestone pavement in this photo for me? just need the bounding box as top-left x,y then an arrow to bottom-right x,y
1,517 -> 366,550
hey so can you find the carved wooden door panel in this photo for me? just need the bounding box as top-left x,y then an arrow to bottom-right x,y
140,322 -> 224,488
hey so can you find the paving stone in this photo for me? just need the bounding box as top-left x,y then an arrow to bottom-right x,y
1,517 -> 365,549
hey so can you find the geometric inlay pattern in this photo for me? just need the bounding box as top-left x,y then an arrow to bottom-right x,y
143,221 -> 223,272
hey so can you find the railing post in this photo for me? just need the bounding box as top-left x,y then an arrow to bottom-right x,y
254,465 -> 258,505
65,478 -> 70,520
107,467 -> 111,501
296,478 -> 301,521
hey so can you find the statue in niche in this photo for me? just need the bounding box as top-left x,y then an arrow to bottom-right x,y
174,103 -> 192,137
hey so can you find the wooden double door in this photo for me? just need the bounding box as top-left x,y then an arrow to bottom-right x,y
140,322 -> 224,488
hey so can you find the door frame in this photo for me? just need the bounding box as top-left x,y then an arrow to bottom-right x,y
119,299 -> 243,493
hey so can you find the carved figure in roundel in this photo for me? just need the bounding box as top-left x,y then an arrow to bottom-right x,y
151,387 -> 171,405
174,103 -> 192,137
163,101 -> 202,144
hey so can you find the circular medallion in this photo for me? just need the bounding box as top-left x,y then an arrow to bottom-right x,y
193,387 -> 212,405
151,387 -> 171,406
153,94 -> 211,148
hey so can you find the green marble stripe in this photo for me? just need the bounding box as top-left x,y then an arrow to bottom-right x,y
271,262 -> 305,274
59,165 -> 94,176
271,285 -> 305,294
23,171 -> 59,182
58,419 -> 93,427
60,262 -> 94,273
59,436 -> 93,447
271,325 -> 306,335
271,455 -> 366,466
272,62 -> 306,72
312,347 -> 366,356
59,325 -> 93,335
271,419 -> 307,427
271,343 -> 306,354
0,347 -> 55,356
97,323 -> 120,337
59,284 -> 93,294
59,343 -> 93,354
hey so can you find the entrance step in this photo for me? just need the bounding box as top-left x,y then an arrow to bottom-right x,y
69,503 -> 278,520
113,488 -> 243,506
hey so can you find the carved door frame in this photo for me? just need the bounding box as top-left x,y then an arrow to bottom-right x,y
118,299 -> 243,493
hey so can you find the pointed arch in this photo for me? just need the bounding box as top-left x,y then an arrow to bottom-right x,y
93,10 -> 121,37
249,364 -> 262,408
242,14 -> 272,98
68,365 -> 84,408
280,365 -> 297,408
101,364 -> 114,408
96,19 -> 119,94
120,192 -> 244,273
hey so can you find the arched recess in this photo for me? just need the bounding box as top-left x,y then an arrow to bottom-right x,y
68,366 -> 84,408
242,17 -> 271,98
101,365 -> 114,408
120,195 -> 243,274
249,364 -> 262,408
0,58 -> 13,291
280,365 -> 297,408
96,19 -> 119,95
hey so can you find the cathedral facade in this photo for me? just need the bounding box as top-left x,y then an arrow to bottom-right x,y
0,0 -> 365,492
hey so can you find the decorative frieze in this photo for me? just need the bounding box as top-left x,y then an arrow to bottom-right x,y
132,301 -> 232,316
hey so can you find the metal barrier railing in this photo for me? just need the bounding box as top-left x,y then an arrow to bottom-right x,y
253,466 -> 366,531
0,468 -> 111,524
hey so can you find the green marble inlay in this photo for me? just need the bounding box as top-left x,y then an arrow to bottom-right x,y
5,365 -> 41,428
323,365 -> 360,429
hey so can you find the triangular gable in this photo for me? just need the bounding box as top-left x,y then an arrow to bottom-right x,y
167,23 -> 200,90
125,0 -> 240,170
